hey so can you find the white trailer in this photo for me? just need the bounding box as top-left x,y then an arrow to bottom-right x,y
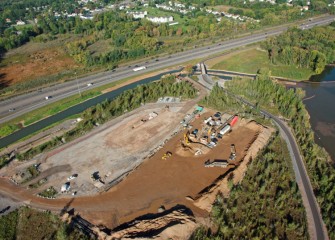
204,117 -> 212,124
133,66 -> 146,72
219,124 -> 231,136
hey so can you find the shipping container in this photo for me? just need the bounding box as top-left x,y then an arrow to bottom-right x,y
230,115 -> 238,126
219,124 -> 231,135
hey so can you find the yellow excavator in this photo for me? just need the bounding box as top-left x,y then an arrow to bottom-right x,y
184,132 -> 190,145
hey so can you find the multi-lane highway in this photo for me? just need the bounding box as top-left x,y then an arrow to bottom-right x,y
0,15 -> 334,124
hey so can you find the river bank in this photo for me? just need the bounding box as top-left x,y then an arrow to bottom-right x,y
298,66 -> 335,162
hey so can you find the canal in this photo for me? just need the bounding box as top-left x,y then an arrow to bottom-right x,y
0,69 -> 180,149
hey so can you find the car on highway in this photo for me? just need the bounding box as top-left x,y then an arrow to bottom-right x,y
87,83 -> 93,87
45,96 -> 52,100
8,108 -> 15,112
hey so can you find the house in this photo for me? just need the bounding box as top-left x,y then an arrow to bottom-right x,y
16,20 -> 26,26
127,11 -> 147,19
147,16 -> 173,23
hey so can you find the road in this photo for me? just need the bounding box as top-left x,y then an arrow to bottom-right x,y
221,89 -> 328,240
0,15 -> 334,124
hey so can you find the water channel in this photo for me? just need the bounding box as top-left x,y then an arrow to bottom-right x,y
298,66 -> 335,162
0,69 -> 180,149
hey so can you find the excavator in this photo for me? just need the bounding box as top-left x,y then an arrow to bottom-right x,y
184,132 -> 190,145
229,144 -> 236,161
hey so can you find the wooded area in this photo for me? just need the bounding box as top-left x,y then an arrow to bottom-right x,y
0,207 -> 89,240
224,74 -> 335,239
191,133 -> 308,239
262,26 -> 335,74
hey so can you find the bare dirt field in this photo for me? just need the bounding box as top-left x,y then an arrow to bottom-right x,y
12,105 -> 186,198
0,106 -> 271,238
0,47 -> 79,86
0,75 -> 271,238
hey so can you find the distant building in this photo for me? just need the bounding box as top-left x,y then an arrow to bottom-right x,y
16,20 -> 25,26
147,16 -> 173,23
127,11 -> 147,19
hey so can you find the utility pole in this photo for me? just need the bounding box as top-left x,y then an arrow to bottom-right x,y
75,72 -> 82,97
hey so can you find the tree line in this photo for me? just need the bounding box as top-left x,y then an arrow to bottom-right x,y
262,26 -> 335,74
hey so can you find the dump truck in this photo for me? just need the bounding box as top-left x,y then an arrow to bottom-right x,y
229,144 -> 236,161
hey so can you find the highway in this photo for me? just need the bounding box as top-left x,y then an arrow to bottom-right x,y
221,89 -> 328,240
0,15 -> 334,124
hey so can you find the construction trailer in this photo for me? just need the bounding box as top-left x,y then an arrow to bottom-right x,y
230,115 -> 238,126
204,159 -> 228,168
204,117 -> 212,124
196,106 -> 204,112
219,124 -> 231,136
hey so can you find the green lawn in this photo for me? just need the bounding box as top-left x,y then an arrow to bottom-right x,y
211,48 -> 314,81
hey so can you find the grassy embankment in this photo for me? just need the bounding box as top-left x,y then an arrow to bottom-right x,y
209,48 -> 314,81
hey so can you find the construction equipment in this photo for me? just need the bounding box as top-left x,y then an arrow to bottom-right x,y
229,144 -> 236,161
162,151 -> 172,160
184,132 -> 190,145
204,159 -> 228,168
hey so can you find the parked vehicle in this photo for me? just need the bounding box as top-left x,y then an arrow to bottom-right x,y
67,174 -> 78,181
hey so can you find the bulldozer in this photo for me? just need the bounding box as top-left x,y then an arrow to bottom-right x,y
162,151 -> 172,160
229,144 -> 236,161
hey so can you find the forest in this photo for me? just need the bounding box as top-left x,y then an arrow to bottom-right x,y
15,75 -> 197,161
193,74 -> 335,238
223,74 -> 335,239
191,132 -> 308,239
0,207 -> 91,240
261,26 -> 335,74
0,0 -> 326,65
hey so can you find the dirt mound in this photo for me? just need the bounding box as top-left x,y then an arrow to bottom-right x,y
175,142 -> 195,157
106,207 -> 197,240
174,141 -> 211,158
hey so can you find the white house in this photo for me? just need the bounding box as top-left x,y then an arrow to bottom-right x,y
128,11 -> 148,19
16,20 -> 25,26
147,16 -> 174,23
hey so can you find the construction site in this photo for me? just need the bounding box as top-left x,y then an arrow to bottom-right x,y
0,77 -> 274,239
